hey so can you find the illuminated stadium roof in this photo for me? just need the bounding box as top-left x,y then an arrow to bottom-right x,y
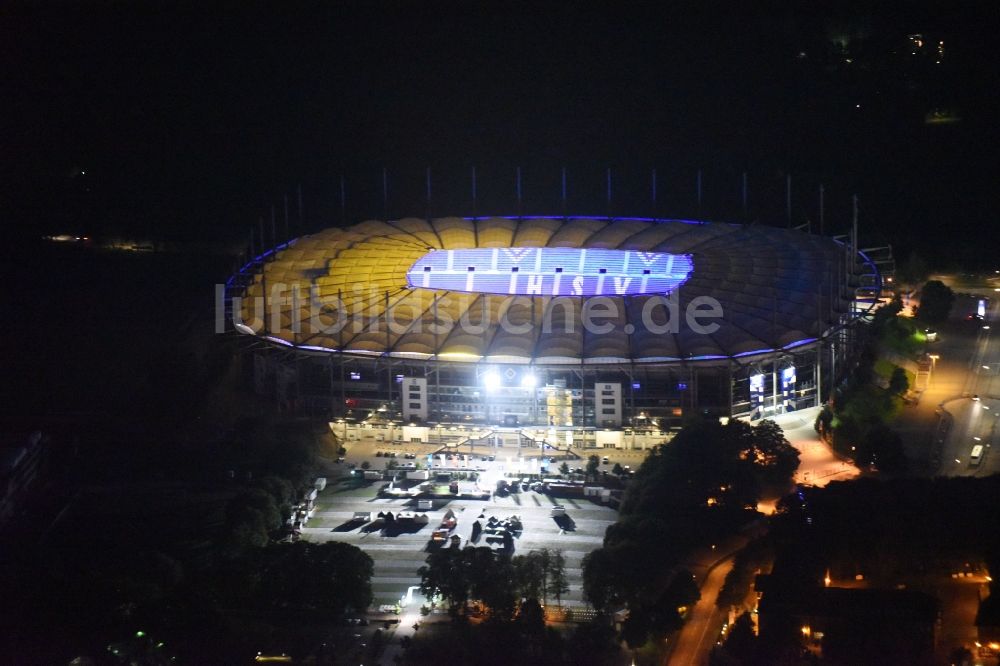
234,216 -> 866,365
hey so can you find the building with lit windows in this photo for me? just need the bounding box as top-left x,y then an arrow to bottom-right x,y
224,215 -> 878,448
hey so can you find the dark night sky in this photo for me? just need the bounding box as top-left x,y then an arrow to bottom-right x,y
2,2 -> 998,264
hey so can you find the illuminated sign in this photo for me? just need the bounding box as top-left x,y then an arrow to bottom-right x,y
406,248 -> 693,296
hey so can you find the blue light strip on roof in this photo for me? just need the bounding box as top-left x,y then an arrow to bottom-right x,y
783,337 -> 818,350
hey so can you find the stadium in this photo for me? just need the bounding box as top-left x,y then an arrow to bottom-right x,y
225,215 -> 879,449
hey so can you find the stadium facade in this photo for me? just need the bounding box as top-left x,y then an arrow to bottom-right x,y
224,216 -> 879,448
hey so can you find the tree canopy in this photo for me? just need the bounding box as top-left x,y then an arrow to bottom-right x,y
582,417 -> 797,648
916,279 -> 955,323
419,546 -> 570,621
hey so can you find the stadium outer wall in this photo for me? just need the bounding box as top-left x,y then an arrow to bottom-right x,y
223,215 -> 879,450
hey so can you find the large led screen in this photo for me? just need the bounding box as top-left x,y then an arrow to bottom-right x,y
406,247 -> 694,296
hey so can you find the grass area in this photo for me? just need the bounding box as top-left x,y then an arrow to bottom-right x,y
873,358 -> 916,392
874,358 -> 896,379
882,317 -> 926,357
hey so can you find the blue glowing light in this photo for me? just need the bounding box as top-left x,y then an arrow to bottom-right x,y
406,247 -> 693,296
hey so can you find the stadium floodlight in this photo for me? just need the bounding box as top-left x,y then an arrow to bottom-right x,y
520,373 -> 537,388
483,371 -> 501,391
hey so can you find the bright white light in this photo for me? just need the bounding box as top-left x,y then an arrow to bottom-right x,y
483,371 -> 501,391
520,373 -> 537,388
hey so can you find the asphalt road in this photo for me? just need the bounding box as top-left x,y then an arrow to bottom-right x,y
667,555 -> 735,666
921,276 -> 1000,476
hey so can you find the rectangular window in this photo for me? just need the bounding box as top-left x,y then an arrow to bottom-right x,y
601,407 -> 616,414
409,402 -> 421,409
601,398 -> 616,405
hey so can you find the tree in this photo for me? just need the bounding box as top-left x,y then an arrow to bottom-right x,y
748,420 -> 801,489
516,597 -> 546,638
259,541 -> 373,617
717,538 -> 772,609
888,367 -> 909,396
619,610 -> 651,650
856,423 -> 908,474
559,461 -> 570,476
360,460 -> 371,470
468,548 -> 517,621
581,548 -> 618,614
545,550 -> 570,608
723,611 -> 757,661
257,475 -> 294,506
916,280 -> 955,323
536,548 -> 551,606
815,406 -> 833,435
566,621 -> 620,666
647,569 -> 700,637
586,455 -> 600,481
418,548 -> 470,615
221,488 -> 282,551
513,552 -> 545,601
612,462 -> 624,476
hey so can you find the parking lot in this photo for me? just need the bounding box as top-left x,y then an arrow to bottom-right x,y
300,464 -> 620,613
